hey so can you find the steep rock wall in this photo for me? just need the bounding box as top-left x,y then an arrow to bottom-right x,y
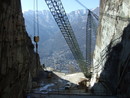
91,0 -> 130,96
0,0 -> 40,98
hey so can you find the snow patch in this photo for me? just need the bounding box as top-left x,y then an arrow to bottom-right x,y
40,83 -> 55,91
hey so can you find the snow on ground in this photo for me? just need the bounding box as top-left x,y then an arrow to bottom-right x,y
39,83 -> 55,91
32,71 -> 88,94
53,72 -> 86,85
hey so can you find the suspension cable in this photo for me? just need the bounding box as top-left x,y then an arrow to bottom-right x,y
36,0 -> 39,36
33,0 -> 39,68
33,0 -> 36,37
75,0 -> 99,20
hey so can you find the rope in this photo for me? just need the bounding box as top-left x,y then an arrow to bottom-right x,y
36,0 -> 39,36
33,0 -> 39,37
75,0 -> 99,20
33,0 -> 36,36
33,0 -> 39,68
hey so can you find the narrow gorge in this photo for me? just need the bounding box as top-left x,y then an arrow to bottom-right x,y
0,0 -> 130,98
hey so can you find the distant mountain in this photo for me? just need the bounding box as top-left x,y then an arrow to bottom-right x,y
23,10 -> 59,42
23,7 -> 99,73
92,7 -> 100,16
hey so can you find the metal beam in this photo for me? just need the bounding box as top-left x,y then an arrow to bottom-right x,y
45,0 -> 90,77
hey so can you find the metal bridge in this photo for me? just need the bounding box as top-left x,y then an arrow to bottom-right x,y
45,0 -> 98,77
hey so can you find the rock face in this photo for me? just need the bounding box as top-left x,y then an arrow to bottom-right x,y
91,0 -> 130,96
0,0 -> 40,98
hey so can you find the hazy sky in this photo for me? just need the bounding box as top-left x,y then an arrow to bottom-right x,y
21,0 -> 100,13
